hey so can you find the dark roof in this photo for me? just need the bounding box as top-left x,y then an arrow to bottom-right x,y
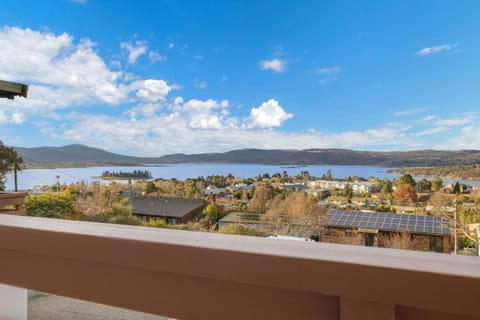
325,209 -> 451,236
131,197 -> 205,218
219,212 -> 261,224
0,80 -> 28,99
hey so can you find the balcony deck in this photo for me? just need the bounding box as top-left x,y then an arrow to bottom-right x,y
0,214 -> 479,320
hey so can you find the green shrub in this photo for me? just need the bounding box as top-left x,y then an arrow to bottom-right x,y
24,191 -> 74,218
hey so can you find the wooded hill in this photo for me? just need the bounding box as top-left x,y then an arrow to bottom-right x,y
14,144 -> 480,168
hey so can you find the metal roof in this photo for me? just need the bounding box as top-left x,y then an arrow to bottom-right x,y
325,209 -> 451,236
131,197 -> 205,218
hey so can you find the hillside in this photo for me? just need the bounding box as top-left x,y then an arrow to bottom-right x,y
14,144 -> 480,168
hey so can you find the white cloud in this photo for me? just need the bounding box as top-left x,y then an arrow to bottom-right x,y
168,43 -> 174,49
319,77 -> 339,86
55,110 -> 411,156
194,79 -> 207,89
436,126 -> 480,150
0,27 -> 128,113
413,127 -> 448,136
434,113 -> 476,126
132,79 -> 172,102
0,26 -> 175,123
394,107 -> 426,117
148,51 -> 166,63
416,43 -> 457,56
419,113 -> 477,127
316,66 -> 341,74
121,39 -> 147,65
259,59 -> 287,73
247,99 -> 293,129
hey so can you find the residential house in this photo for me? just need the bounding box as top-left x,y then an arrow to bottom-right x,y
131,196 -> 206,225
311,180 -> 374,194
322,209 -> 452,253
204,185 -> 226,197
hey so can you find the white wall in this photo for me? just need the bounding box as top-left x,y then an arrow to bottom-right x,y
0,284 -> 27,320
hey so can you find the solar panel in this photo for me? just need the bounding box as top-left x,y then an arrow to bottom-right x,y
325,209 -> 451,235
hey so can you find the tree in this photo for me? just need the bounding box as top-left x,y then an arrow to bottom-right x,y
262,192 -> 325,236
453,182 -> 461,195
322,170 -> 334,181
248,185 -> 274,213
381,180 -> 393,195
143,181 -> 157,195
202,203 -> 224,223
431,178 -> 443,191
416,178 -> 432,192
24,190 -> 75,219
394,174 -> 416,187
344,183 -> 353,203
392,184 -> 417,205
0,141 -> 23,191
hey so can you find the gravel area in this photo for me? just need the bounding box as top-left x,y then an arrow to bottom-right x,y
28,294 -> 171,320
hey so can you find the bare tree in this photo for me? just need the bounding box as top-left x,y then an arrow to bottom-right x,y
381,232 -> 415,250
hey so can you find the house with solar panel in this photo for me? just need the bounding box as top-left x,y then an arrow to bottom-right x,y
322,209 -> 452,253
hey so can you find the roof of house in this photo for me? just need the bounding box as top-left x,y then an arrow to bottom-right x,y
218,212 -> 261,224
0,80 -> 28,99
131,197 -> 205,218
325,209 -> 451,236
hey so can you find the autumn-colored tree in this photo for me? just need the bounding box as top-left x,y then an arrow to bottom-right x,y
143,181 -> 158,195
431,178 -> 443,191
248,184 -> 274,213
262,192 -> 325,236
393,184 -> 417,204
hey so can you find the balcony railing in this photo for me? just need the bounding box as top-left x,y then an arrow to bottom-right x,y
0,214 -> 479,320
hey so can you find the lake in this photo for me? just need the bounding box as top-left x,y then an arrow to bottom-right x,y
5,163 -> 480,191
4,164 -> 398,191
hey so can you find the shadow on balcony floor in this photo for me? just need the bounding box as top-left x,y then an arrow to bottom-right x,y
28,294 -> 172,320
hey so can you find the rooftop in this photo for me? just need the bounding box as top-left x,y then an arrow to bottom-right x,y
325,209 -> 451,236
131,196 -> 205,218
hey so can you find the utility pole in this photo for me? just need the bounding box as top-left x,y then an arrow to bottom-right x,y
14,157 -> 18,192
55,175 -> 60,193
454,199 -> 458,255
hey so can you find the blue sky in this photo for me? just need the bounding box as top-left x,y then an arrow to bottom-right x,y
1,0 -> 480,156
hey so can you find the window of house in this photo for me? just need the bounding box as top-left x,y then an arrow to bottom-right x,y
324,227 -> 330,235
345,229 -> 353,237
429,236 -> 444,252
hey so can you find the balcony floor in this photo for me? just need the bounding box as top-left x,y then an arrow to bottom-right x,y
29,294 -> 169,320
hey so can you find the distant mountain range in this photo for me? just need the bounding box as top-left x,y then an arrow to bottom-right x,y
14,144 -> 480,168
